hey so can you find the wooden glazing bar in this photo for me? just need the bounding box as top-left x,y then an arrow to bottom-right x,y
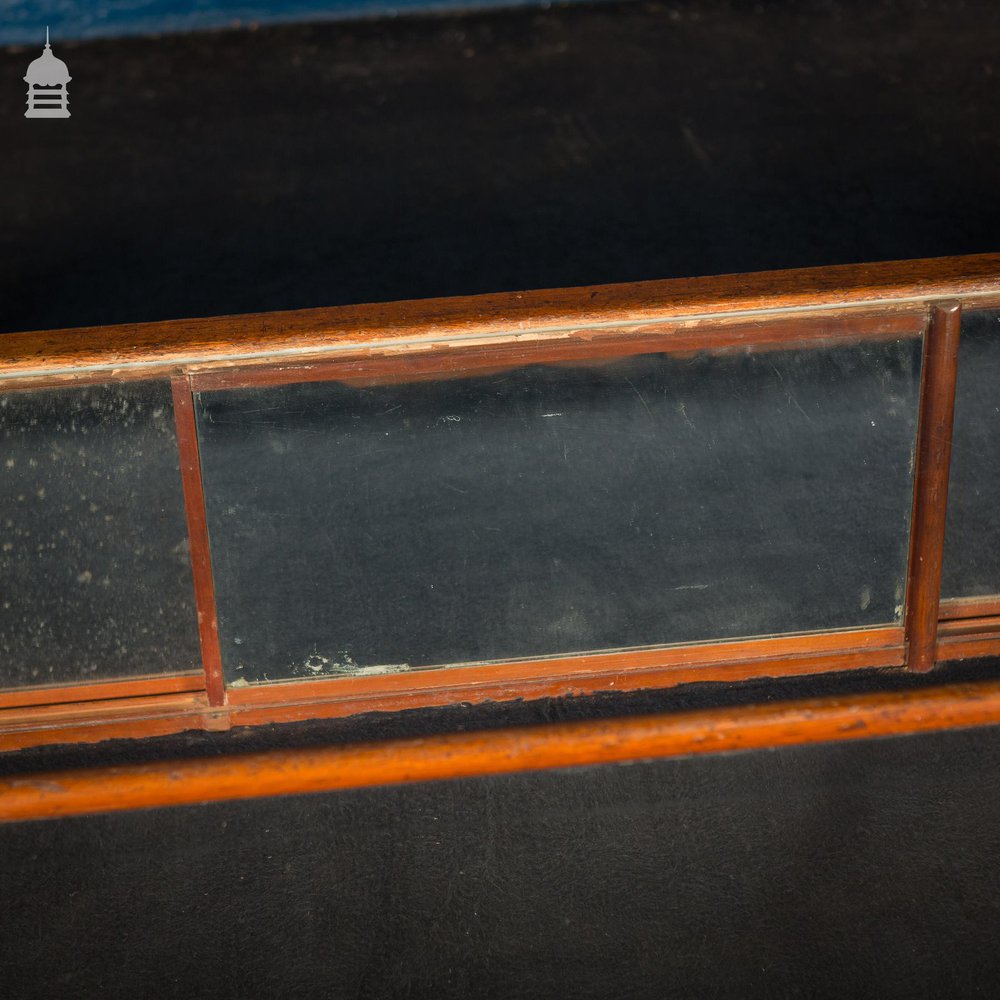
906,302 -> 962,672
171,377 -> 226,707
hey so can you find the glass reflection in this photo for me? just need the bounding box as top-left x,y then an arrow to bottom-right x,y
0,380 -> 201,688
195,340 -> 922,684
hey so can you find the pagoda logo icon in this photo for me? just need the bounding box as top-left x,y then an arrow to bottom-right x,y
24,28 -> 71,119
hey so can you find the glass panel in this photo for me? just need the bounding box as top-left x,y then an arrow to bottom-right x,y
943,309 -> 1000,601
196,338 -> 922,685
0,380 -> 201,688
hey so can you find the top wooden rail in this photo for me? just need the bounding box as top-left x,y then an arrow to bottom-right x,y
3,254 -> 1000,382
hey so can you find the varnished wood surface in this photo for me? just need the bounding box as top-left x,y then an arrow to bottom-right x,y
1,255 -> 997,382
0,628 -> 902,750
939,595 -> 1000,620
0,673 -> 204,711
222,627 -> 904,705
905,303 -> 962,672
4,678 -> 1000,823
189,309 -> 927,391
171,378 -> 226,707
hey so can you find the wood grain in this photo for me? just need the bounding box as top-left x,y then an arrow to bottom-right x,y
171,378 -> 226,707
2,255 -> 998,383
224,627 -> 904,707
1,257 -> 997,745
936,631 -> 1000,663
906,302 -> 962,672
0,673 -> 204,711
0,629 -> 902,750
939,596 -> 1000,621
189,308 -> 926,391
4,679 -> 1000,823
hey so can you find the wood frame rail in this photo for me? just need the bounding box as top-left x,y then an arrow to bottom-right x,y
3,254 -> 1000,385
3,678 -> 1000,824
2,252 -> 1000,751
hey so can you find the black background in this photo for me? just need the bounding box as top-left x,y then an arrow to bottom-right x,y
2,0 -> 1000,333
2,719 -> 1000,999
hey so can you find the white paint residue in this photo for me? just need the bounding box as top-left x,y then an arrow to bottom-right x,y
354,663 -> 411,676
295,649 -> 410,678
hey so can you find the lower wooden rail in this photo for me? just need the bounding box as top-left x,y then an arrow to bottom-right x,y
3,679 -> 1000,824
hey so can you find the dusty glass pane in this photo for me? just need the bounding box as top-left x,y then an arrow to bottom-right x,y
943,309 -> 1000,600
0,380 -> 201,688
196,339 -> 921,685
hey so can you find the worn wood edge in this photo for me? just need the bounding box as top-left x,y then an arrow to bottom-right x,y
938,616 -> 1000,637
3,678 -> 1000,823
0,673 -> 204,711
227,645 -> 903,729
0,634 -> 903,751
2,254 -> 997,381
224,626 -> 904,706
189,310 -> 926,392
939,596 -> 1000,621
935,632 -> 1000,661
0,692 -> 211,732
0,715 -> 215,753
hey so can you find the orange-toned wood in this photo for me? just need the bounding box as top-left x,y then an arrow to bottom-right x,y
189,308 -> 925,392
171,377 -> 226,707
0,630 -> 902,752
0,366 -> 188,394
2,255 -> 999,383
225,627 -> 904,708
906,302 -> 962,673
0,691 -> 209,731
4,679 -> 1000,824
0,256 -> 994,750
0,673 -> 204,711
228,644 -> 902,730
0,692 -> 213,752
0,715 -> 214,753
939,596 -> 1000,621
938,616 -> 1000,637
952,291 -> 1000,312
936,630 -> 1000,663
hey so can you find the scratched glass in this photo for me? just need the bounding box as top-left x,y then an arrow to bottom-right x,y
942,309 -> 1000,602
0,381 -> 201,688
195,338 -> 922,685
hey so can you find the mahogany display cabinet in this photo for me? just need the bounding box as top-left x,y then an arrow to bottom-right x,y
2,252 -> 1000,818
4,4 -> 1000,997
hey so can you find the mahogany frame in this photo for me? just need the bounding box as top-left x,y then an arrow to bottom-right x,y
5,678 -> 1000,823
2,253 -> 1000,753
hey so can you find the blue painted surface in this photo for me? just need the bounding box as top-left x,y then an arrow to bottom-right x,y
0,0 -> 552,45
